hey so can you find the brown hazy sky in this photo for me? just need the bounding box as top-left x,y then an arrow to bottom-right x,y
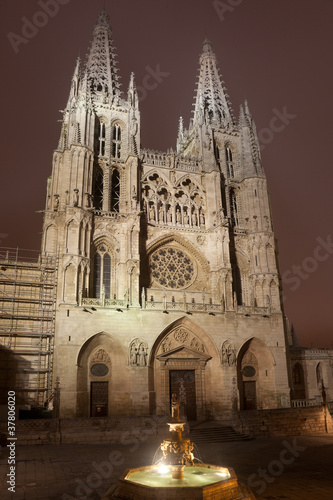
1,0 -> 332,348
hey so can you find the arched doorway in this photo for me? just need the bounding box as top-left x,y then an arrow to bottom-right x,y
89,348 -> 111,417
149,317 -> 218,421
237,338 -> 276,410
76,332 -> 128,417
240,350 -> 258,410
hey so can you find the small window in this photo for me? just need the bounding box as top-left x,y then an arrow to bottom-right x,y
293,363 -> 303,385
225,146 -> 234,178
98,123 -> 106,156
93,253 -> 101,298
112,124 -> 121,159
230,189 -> 238,227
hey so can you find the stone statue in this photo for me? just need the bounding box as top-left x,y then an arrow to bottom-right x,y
228,348 -> 236,366
73,189 -> 79,207
53,195 -> 59,211
159,205 -> 164,223
221,345 -> 228,365
171,393 -> 180,421
149,206 -> 155,221
130,346 -> 137,365
139,345 -> 147,366
176,209 -> 181,224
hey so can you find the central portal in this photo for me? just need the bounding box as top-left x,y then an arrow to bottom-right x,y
169,370 -> 197,421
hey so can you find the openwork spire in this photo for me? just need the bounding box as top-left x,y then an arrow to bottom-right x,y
193,39 -> 234,127
85,10 -> 121,100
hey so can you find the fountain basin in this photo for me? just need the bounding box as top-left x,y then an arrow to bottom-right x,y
108,464 -> 255,499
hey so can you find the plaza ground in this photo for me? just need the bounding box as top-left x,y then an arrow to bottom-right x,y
1,433 -> 333,499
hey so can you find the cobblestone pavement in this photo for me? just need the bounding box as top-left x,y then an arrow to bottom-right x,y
1,434 -> 333,499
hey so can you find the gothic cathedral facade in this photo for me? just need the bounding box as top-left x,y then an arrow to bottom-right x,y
42,11 -> 291,419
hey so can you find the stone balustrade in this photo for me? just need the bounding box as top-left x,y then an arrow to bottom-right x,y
291,399 -> 318,408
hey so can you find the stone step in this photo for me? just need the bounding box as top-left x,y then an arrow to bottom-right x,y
189,425 -> 252,443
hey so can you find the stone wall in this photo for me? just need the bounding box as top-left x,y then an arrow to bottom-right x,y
232,405 -> 333,437
0,415 -> 169,446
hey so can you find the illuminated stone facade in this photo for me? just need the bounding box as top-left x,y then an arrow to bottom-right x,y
42,10 -> 293,420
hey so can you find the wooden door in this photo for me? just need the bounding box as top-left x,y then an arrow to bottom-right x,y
90,381 -> 108,417
169,370 -> 197,421
243,381 -> 256,410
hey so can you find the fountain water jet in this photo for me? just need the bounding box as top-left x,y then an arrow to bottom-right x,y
106,395 -> 255,499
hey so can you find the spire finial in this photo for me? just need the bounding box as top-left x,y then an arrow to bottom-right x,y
85,9 -> 121,101
191,39 -> 234,128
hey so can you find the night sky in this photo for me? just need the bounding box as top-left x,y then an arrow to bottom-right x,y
1,0 -> 332,348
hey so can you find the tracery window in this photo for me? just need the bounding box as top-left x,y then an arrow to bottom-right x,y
93,246 -> 111,299
149,247 -> 195,289
112,124 -> 121,159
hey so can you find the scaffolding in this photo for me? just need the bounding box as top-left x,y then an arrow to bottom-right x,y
0,247 -> 57,408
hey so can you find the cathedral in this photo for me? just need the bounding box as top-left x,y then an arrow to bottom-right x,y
1,10 -> 332,423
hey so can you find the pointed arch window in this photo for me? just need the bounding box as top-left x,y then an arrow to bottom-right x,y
230,189 -> 238,227
93,247 -> 111,299
215,145 -> 220,162
111,169 -> 120,212
98,123 -> 106,156
225,146 -> 234,178
293,363 -> 303,385
112,124 -> 121,159
235,265 -> 243,305
316,363 -> 323,386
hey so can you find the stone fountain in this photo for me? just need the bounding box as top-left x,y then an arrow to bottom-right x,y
106,395 -> 255,499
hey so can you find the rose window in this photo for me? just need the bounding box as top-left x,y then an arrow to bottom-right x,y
149,247 -> 195,289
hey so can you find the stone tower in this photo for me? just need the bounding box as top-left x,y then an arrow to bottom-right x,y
42,11 -> 290,419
